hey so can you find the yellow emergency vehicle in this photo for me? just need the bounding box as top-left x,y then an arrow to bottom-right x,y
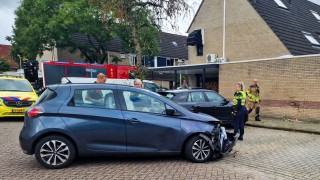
0,76 -> 38,118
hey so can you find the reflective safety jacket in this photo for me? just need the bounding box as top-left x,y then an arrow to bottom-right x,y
246,84 -> 260,103
233,90 -> 246,110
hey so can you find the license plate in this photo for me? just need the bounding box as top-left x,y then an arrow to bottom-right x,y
12,109 -> 25,113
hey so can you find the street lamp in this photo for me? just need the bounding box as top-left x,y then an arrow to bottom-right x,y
177,59 -> 184,88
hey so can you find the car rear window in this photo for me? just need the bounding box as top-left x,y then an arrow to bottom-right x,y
35,88 -> 57,105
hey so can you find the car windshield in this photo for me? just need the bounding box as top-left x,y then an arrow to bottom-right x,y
144,82 -> 161,92
0,79 -> 33,92
158,92 -> 175,99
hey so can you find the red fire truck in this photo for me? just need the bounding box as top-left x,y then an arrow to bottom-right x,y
41,61 -> 137,87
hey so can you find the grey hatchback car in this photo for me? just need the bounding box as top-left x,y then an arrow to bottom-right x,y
19,84 -> 238,169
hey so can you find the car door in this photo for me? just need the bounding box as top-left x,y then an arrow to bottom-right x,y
120,90 -> 181,152
184,91 -> 210,114
203,91 -> 233,122
58,86 -> 126,152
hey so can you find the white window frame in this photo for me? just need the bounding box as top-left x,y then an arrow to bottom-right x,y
302,31 -> 320,46
310,10 -> 320,21
274,0 -> 288,9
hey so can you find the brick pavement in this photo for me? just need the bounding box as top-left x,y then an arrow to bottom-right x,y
0,120 -> 319,180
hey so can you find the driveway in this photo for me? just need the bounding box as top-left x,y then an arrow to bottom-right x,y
0,120 -> 319,180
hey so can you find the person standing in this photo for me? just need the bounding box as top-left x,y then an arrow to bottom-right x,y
232,82 -> 246,141
85,73 -> 107,104
181,79 -> 189,89
246,79 -> 261,121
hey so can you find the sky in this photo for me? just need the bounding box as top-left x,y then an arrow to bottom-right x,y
0,0 -> 201,45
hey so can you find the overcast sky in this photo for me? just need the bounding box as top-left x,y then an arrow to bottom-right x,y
2,0 -> 320,45
0,0 -> 201,45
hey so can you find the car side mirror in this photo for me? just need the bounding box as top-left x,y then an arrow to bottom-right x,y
166,109 -> 176,116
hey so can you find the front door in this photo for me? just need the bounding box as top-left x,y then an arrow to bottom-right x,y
120,90 -> 181,152
203,91 -> 233,122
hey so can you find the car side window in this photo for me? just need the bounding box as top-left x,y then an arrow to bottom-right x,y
173,92 -> 188,102
187,92 -> 206,102
122,91 -> 166,114
204,92 -> 225,102
70,89 -> 116,109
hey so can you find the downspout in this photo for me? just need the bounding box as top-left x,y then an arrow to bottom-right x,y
223,0 -> 226,58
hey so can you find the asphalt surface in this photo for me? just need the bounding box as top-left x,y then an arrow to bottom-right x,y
0,119 -> 319,180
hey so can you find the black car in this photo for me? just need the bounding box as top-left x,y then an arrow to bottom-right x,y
159,89 -> 234,125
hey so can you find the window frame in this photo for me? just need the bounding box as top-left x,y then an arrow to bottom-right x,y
187,92 -> 206,103
68,88 -> 119,110
310,10 -> 320,21
274,0 -> 288,10
302,31 -> 320,46
203,91 -> 226,103
196,45 -> 203,56
119,90 -> 181,116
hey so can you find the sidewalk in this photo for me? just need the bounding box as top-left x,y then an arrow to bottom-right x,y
246,118 -> 320,135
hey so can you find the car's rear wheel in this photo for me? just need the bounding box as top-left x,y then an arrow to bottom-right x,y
35,135 -> 76,169
184,136 -> 212,163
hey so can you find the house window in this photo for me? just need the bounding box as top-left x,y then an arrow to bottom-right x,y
129,54 -> 137,66
310,10 -> 320,21
302,31 -> 320,46
157,57 -> 167,67
166,59 -> 174,66
274,0 -> 288,9
196,45 -> 203,56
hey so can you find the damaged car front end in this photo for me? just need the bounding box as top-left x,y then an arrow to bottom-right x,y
200,126 -> 239,160
182,113 -> 238,163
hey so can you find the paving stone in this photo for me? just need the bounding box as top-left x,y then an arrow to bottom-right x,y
0,120 -> 319,179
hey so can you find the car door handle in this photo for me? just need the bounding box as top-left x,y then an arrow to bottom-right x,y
128,118 -> 140,123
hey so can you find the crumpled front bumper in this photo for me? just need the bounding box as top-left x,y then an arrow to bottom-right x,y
200,127 -> 239,159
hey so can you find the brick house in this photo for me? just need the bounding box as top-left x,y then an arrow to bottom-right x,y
183,0 -> 320,121
0,45 -> 19,70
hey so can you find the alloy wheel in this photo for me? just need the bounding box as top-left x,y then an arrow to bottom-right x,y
192,139 -> 211,161
39,140 -> 70,166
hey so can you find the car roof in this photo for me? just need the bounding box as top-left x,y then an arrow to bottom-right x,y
164,89 -> 215,93
49,83 -> 151,92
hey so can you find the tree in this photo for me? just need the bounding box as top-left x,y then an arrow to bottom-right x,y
6,0 -> 115,64
0,57 -> 11,72
111,55 -> 122,65
95,0 -> 190,65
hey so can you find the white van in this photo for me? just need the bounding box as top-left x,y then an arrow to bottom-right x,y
61,77 -> 164,92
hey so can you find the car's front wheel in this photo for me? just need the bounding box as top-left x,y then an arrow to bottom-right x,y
184,135 -> 212,163
35,135 -> 76,169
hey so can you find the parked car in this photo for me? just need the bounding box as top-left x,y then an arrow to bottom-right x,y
19,84 -> 238,169
61,77 -> 164,92
0,75 -> 38,118
158,89 -> 234,125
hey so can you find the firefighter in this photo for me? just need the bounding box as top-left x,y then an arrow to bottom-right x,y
246,79 -> 261,121
232,82 -> 246,141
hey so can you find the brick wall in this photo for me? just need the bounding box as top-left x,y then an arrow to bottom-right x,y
188,0 -> 290,64
219,55 -> 320,121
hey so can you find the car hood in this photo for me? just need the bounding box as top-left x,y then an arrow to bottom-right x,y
187,112 -> 221,123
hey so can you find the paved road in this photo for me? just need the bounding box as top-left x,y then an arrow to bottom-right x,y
0,120 -> 319,180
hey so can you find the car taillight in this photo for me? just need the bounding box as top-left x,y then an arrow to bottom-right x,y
27,107 -> 44,117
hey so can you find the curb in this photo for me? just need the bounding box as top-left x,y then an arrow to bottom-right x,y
245,123 -> 320,135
